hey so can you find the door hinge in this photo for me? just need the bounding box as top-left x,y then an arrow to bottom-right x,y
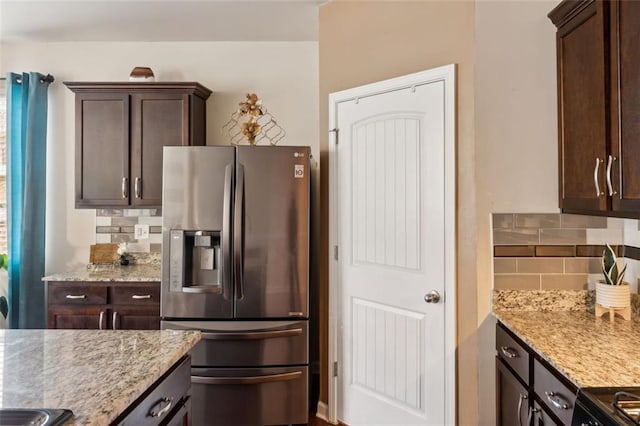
333,245 -> 339,261
333,361 -> 339,377
329,128 -> 339,144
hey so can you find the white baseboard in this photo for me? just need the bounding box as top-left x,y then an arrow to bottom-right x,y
316,401 -> 335,424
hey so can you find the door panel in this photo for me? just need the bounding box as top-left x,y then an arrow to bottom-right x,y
161,146 -> 236,319
496,358 -> 529,426
556,1 -> 608,212
235,146 -> 310,319
337,80 -> 446,424
190,366 -> 308,426
611,0 -> 640,212
75,93 -> 129,207
47,307 -> 103,329
131,93 -> 189,207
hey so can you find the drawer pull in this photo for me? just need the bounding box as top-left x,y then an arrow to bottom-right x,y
202,328 -> 303,341
112,311 -> 118,330
191,370 -> 302,385
545,391 -> 570,410
500,346 -> 518,359
148,397 -> 173,418
131,294 -> 152,300
65,294 -> 87,299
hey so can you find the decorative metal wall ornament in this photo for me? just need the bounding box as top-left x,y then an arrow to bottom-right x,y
222,93 -> 286,145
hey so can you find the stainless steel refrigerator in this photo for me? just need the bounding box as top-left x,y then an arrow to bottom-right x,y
160,145 -> 310,426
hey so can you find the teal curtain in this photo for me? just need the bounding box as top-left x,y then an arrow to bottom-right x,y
6,72 -> 51,329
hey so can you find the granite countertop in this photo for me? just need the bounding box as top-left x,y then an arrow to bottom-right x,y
42,264 -> 160,282
494,309 -> 640,388
0,329 -> 200,425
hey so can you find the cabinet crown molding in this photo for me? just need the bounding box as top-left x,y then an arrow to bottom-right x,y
548,0 -> 595,28
63,81 -> 212,100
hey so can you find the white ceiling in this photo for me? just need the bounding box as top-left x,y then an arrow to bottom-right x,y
0,0 -> 324,42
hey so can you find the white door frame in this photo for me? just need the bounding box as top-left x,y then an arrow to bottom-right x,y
327,64 -> 457,424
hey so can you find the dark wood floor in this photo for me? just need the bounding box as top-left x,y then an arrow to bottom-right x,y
307,415 -> 333,426
307,415 -> 346,426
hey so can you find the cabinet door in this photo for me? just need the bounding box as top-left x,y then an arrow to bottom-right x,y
47,306 -> 105,329
111,306 -> 160,330
130,93 -> 190,207
556,1 -> 608,213
75,93 -> 130,208
531,400 -> 559,426
496,357 -> 529,426
610,0 -> 640,213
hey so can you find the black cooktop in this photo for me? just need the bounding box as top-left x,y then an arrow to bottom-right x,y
574,387 -> 640,426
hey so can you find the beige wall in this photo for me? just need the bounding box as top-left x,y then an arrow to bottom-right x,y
0,41 -> 319,274
475,0 -> 559,423
318,1 -> 477,422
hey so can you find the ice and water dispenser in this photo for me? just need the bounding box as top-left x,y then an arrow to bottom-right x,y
169,230 -> 223,293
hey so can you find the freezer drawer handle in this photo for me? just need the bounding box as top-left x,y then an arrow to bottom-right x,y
191,371 -> 302,385
201,328 -> 303,341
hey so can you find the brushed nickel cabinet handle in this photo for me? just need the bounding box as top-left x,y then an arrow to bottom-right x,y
545,391 -> 569,410
122,177 -> 128,199
98,311 -> 106,330
135,177 -> 141,199
517,393 -> 528,426
500,346 -> 518,359
148,397 -> 173,418
594,157 -> 604,197
131,294 -> 151,299
112,311 -> 118,330
606,155 -> 618,196
65,294 -> 86,299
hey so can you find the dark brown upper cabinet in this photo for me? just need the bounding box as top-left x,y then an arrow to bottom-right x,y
64,82 -> 212,209
550,0 -> 640,217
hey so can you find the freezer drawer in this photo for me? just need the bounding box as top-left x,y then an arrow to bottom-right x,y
191,366 -> 308,426
162,320 -> 308,367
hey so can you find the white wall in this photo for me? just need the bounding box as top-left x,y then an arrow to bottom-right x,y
0,41 -> 319,273
475,0 -> 560,423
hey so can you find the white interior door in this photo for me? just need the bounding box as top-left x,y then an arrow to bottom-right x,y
329,66 -> 456,425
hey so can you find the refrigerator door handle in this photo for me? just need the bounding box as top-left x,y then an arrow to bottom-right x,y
191,371 -> 302,385
234,163 -> 245,300
222,163 -> 234,300
201,328 -> 303,341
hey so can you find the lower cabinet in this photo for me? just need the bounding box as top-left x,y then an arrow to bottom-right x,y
496,357 -> 529,426
46,281 -> 160,330
496,322 -> 577,426
113,355 -> 191,426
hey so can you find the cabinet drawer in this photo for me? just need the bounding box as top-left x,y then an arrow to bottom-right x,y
111,285 -> 160,305
48,284 -> 107,305
115,355 -> 191,426
191,366 -> 308,426
534,358 -> 577,425
496,323 -> 530,385
162,320 -> 308,367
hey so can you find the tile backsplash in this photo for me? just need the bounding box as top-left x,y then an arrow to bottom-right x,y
492,213 -> 640,292
95,209 -> 162,253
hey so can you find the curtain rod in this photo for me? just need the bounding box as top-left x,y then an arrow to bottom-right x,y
0,74 -> 55,84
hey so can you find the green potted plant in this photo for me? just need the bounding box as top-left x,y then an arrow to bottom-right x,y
0,254 -> 9,326
596,243 -> 630,310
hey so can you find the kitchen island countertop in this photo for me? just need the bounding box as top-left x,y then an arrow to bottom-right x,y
494,310 -> 640,388
42,264 -> 160,282
0,329 -> 199,425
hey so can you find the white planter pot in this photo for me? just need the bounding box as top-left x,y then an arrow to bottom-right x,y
596,282 -> 630,308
